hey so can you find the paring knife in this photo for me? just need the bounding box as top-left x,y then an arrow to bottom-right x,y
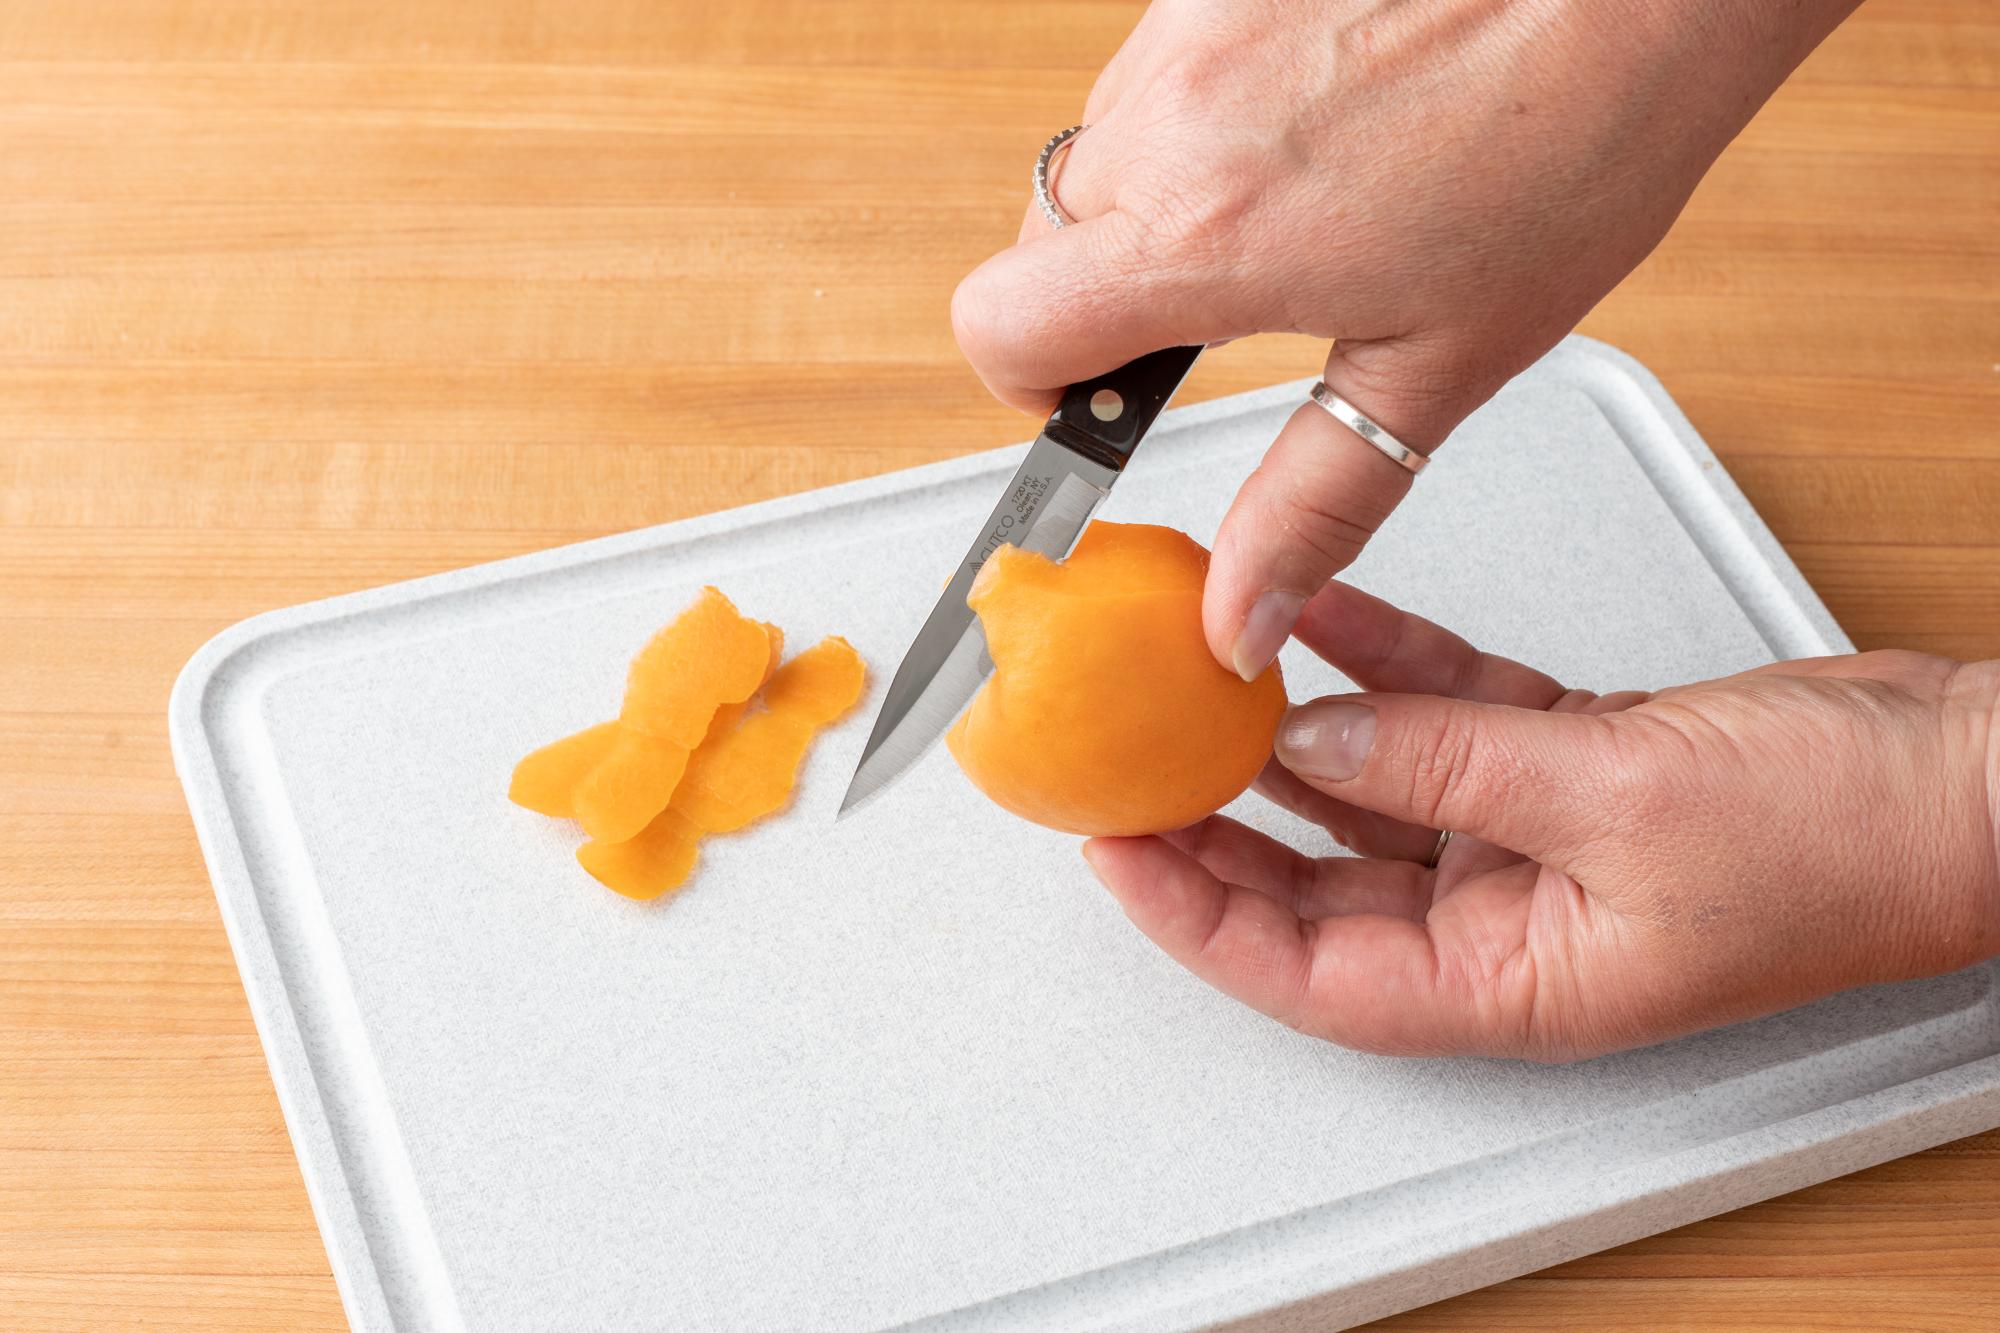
839,344 -> 1204,816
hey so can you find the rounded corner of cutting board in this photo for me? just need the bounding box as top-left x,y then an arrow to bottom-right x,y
168,604 -> 311,766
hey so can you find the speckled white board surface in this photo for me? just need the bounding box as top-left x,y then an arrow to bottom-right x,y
171,337 -> 2000,1332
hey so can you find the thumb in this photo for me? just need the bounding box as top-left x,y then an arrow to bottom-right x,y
1274,693 -> 1618,864
1203,336 -> 1502,680
951,209 -> 1250,417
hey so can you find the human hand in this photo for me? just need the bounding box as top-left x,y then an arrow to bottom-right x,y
1082,584 -> 2000,1060
953,0 -> 1861,680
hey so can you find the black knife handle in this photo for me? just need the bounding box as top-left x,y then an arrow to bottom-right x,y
1043,344 -> 1204,472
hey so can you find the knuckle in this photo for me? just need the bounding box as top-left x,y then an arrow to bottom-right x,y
1333,340 -> 1500,448
948,270 -> 1001,359
1589,715 -> 1686,835
1587,689 -> 1652,715
1279,500 -> 1373,574
950,265 -> 1044,378
1145,44 -> 1233,118
1122,163 -> 1260,283
1399,710 -> 1483,829
1243,453 -> 1396,579
1186,883 -> 1233,963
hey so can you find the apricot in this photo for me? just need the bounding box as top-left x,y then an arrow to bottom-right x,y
945,522 -> 1285,837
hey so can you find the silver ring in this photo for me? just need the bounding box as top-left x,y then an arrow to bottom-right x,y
1309,381 -> 1429,475
1034,124 -> 1087,230
1424,828 -> 1455,869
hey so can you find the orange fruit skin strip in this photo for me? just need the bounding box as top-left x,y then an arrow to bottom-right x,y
669,713 -> 813,834
514,614 -> 857,903
574,636 -> 865,898
576,808 -> 701,901
620,587 -> 774,749
515,617 -> 782,842
571,729 -> 695,844
508,721 -> 619,819
671,636 -> 865,833
701,622 -> 784,744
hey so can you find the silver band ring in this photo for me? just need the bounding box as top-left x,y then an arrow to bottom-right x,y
1034,124 -> 1088,230
1309,381 -> 1430,475
1424,828 -> 1455,869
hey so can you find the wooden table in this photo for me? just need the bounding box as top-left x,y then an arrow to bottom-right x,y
3,1 -> 1996,1327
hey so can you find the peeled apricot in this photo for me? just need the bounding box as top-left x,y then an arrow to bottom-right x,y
945,522 -> 1285,837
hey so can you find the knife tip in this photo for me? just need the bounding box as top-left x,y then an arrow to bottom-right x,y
833,780 -> 870,823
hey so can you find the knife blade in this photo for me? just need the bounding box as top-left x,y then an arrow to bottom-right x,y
839,344 -> 1203,817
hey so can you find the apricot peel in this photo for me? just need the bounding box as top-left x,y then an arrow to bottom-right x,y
507,721 -> 618,819
620,587 -> 775,747
576,808 -> 701,902
576,635 -> 866,895
525,605 -> 781,844
511,594 -> 865,903
669,636 -> 866,834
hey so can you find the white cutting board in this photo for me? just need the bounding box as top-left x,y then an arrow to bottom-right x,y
171,337 -> 2000,1331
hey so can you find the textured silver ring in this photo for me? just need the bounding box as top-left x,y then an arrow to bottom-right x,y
1424,828 -> 1455,870
1034,124 -> 1088,230
1309,380 -> 1429,475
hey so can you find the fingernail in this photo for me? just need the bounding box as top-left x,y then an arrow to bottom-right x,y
1277,701 -> 1376,782
1231,590 -> 1306,682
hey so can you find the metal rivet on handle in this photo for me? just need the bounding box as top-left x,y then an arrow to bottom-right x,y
1089,389 -> 1124,422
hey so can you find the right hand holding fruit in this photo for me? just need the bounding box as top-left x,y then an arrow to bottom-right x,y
951,0 -> 1862,681
1083,582 -> 2000,1060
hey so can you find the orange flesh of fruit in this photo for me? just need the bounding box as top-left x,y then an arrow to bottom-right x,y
946,522 -> 1286,837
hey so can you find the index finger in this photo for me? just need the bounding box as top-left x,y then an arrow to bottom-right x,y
1295,581 -> 1572,709
1203,397 -> 1416,679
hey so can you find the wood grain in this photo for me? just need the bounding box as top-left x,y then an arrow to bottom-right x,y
1,1 -> 1996,1329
